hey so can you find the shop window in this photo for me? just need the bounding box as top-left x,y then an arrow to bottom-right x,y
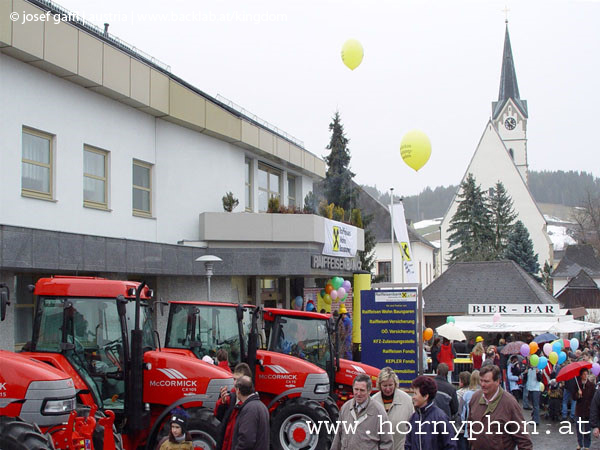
133,160 -> 152,217
22,128 -> 53,200
258,163 -> 281,212
378,261 -> 391,283
84,146 -> 109,209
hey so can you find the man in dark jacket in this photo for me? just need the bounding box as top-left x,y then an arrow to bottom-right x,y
405,375 -> 457,449
589,387 -> 600,449
232,375 -> 269,450
214,363 -> 252,450
434,363 -> 459,419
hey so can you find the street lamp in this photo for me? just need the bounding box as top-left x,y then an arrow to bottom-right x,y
195,255 -> 222,301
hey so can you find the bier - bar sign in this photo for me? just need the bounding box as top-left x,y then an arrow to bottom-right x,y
468,304 -> 558,315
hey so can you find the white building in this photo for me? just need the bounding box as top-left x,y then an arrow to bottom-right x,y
0,0 -> 363,350
440,25 -> 553,271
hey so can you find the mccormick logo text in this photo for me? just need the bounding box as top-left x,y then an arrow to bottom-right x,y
149,368 -> 198,387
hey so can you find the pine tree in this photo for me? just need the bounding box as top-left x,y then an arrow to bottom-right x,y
505,220 -> 541,275
447,173 -> 495,262
541,261 -> 553,292
488,181 -> 517,257
323,111 -> 357,211
359,212 -> 377,275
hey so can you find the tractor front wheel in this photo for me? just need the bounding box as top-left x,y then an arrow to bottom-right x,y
270,398 -> 333,450
0,416 -> 55,450
186,407 -> 221,450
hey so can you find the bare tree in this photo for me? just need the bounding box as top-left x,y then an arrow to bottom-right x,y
573,190 -> 600,253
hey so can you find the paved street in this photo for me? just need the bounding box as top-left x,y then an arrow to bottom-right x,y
522,406 -> 586,449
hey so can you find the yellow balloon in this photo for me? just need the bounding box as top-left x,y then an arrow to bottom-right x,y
549,351 -> 558,365
341,39 -> 364,71
539,382 -> 545,392
400,130 -> 432,171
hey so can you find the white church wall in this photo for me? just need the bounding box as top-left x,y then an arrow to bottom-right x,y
440,123 -> 553,272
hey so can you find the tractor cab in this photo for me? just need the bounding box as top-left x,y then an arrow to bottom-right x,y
165,301 -> 252,368
29,277 -> 154,413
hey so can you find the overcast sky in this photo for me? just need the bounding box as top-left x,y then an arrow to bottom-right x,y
56,0 -> 600,196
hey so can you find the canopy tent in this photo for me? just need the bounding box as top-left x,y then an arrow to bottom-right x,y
452,315 -> 600,334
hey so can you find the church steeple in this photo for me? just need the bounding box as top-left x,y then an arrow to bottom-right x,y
492,25 -> 528,119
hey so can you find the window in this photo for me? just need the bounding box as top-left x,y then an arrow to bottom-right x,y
132,160 -> 152,216
245,158 -> 253,211
288,175 -> 296,208
22,128 -> 53,200
258,163 -> 281,212
83,146 -> 108,209
377,261 -> 391,283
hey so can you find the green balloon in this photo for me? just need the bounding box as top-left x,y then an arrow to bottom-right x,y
332,277 -> 344,290
530,354 -> 539,367
446,316 -> 455,324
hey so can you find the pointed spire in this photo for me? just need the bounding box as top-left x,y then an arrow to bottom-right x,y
492,25 -> 528,119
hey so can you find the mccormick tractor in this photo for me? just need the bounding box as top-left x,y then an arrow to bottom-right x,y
262,307 -> 380,407
21,276 -> 234,450
0,282 -> 113,450
163,301 -> 334,450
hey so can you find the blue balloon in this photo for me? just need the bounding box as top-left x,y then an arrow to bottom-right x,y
537,356 -> 548,370
306,302 -> 316,312
558,351 -> 567,365
571,338 -> 579,351
552,341 -> 562,354
294,296 -> 303,307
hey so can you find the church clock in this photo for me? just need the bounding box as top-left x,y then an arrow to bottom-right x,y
504,117 -> 516,130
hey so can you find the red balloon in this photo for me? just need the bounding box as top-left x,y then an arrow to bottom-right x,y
563,339 -> 570,348
325,284 -> 334,295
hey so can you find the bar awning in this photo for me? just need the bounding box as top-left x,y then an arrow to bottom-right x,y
453,315 -> 600,334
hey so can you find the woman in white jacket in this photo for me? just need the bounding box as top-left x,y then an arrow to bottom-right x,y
371,367 -> 414,450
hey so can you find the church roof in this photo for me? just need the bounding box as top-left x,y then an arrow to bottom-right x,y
423,260 -> 556,314
492,25 -> 528,119
552,244 -> 600,278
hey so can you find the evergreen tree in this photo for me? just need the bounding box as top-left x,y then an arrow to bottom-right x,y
323,111 -> 357,211
447,173 -> 495,262
541,261 -> 553,292
505,220 -> 540,275
488,181 -> 517,256
359,212 -> 377,276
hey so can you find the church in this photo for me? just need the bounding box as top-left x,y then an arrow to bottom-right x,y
439,24 -> 554,272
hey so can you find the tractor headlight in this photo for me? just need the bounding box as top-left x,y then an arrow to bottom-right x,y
42,397 -> 76,415
314,383 -> 330,394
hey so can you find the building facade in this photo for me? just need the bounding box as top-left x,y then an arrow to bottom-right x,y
0,0 -> 363,350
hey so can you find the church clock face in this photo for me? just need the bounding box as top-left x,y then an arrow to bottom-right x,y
504,117 -> 516,130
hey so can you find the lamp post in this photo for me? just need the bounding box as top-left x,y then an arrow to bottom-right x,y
390,187 -> 395,283
195,255 -> 222,301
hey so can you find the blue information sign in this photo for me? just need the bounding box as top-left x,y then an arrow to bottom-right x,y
361,289 -> 418,386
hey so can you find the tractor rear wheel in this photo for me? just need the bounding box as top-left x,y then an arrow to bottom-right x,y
0,416 -> 55,450
271,398 -> 333,450
186,407 -> 221,450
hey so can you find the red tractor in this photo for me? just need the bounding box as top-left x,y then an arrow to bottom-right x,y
262,308 -> 380,407
0,282 -> 113,450
20,276 -> 234,450
163,301 -> 334,450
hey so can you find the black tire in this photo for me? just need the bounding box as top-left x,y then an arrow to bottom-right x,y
270,398 -> 333,450
323,396 -> 339,423
186,407 -> 221,450
75,406 -> 124,450
0,416 -> 55,450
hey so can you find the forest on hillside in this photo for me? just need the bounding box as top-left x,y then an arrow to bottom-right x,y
362,170 -> 600,222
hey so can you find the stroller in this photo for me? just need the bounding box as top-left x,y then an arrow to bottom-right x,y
546,379 -> 562,421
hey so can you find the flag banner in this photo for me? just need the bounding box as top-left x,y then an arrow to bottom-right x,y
322,218 -> 358,257
390,203 -> 417,283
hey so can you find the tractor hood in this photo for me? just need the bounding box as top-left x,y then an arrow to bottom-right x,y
1,350 -> 73,381
144,350 -> 233,409
337,359 -> 379,388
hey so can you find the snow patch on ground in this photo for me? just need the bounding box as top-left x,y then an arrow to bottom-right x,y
547,225 -> 577,251
544,214 -> 577,224
413,218 -> 443,229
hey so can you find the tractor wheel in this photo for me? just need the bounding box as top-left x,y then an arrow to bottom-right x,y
76,406 -> 124,450
323,396 -> 339,423
186,407 -> 221,450
270,398 -> 332,450
0,416 -> 55,450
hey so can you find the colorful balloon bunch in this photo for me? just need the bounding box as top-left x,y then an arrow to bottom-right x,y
318,277 -> 351,305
